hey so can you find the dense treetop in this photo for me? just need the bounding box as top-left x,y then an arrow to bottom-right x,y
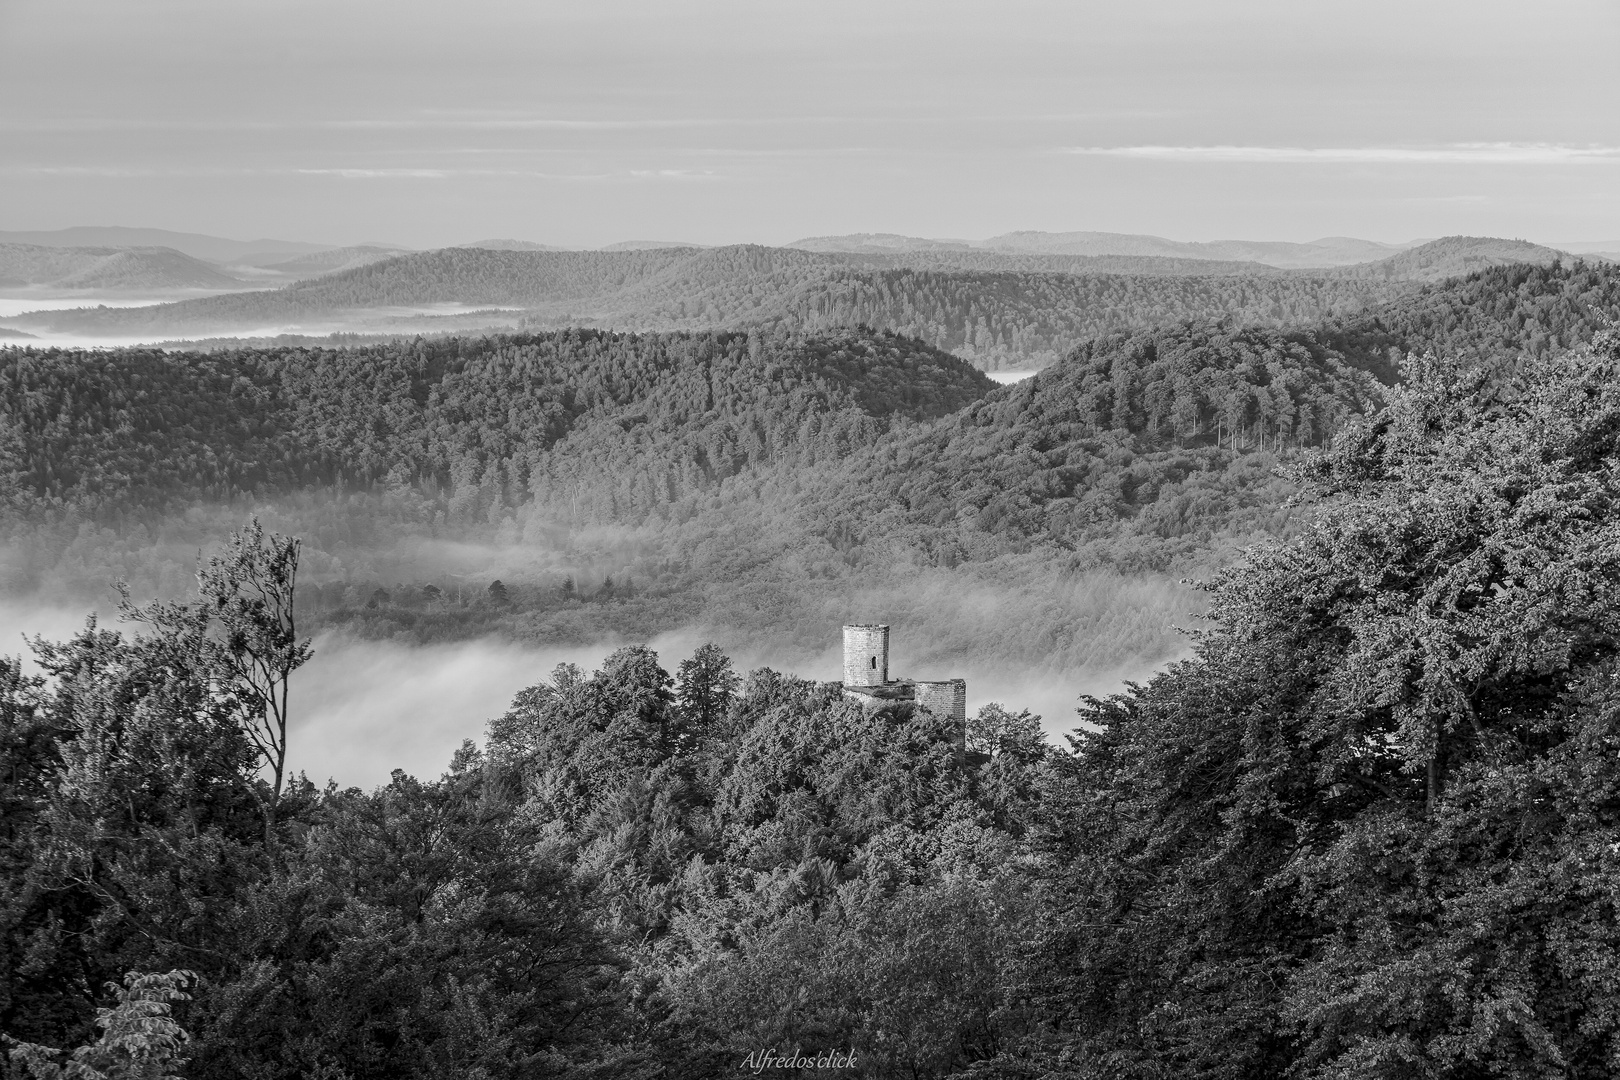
1029,330 -> 1620,1077
1327,259 -> 1620,379
9,329 -> 1620,1078
0,327 -> 992,515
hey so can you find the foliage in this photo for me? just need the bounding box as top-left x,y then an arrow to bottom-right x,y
119,521 -> 310,844
0,326 -> 990,516
9,244 -> 1419,370
6,258 -> 1620,1077
1011,330 -> 1620,1077
1327,259 -> 1620,380
5,970 -> 196,1080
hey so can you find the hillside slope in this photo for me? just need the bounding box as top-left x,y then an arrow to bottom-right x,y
0,242 -> 247,290
982,230 -> 1413,268
248,245 -> 413,279
1324,260 -> 1620,381
7,269 -> 1608,662
7,241 -> 1596,374
0,227 -> 326,263
0,326 -> 992,514
1329,235 -> 1568,282
5,245 -> 1410,369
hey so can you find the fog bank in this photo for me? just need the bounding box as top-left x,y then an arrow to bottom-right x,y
288,628 -> 1163,789
3,596 -> 1172,790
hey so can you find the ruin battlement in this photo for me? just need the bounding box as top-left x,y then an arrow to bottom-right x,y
839,624 -> 966,742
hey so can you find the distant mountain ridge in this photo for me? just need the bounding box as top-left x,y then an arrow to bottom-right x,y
250,246 -> 412,279
790,230 -> 1422,268
0,243 -> 247,291
792,233 -> 976,253
600,240 -> 709,251
0,244 -> 1403,364
1323,235 -> 1572,282
4,235 -> 1602,370
458,239 -> 566,252
0,227 -> 328,264
982,231 -> 1417,268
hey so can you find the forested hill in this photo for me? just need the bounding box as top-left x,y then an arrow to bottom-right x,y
9,338 -> 1620,1080
738,325 -> 1385,576
1327,260 -> 1620,379
0,318 -> 1388,675
0,327 -> 992,516
1325,234 -> 1569,282
5,262 -> 1616,539
6,244 -> 1415,370
742,268 -> 1400,369
6,272 -> 1614,663
0,242 -> 246,290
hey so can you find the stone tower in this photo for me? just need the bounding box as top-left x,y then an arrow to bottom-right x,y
842,624 -> 889,686
914,679 -> 967,724
914,679 -> 968,748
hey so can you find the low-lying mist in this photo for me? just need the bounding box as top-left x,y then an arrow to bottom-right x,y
290,625 -> 1156,789
2,481 -> 1221,789
3,587 -> 1180,789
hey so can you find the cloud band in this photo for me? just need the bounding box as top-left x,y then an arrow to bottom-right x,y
1062,143 -> 1620,164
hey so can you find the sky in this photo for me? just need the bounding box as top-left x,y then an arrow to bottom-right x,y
2,0 -> 1617,249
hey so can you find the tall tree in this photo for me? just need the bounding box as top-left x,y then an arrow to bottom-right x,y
675,642 -> 739,738
122,519 -> 310,846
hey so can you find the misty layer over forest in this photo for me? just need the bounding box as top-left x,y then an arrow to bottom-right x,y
5,256 -> 1620,1078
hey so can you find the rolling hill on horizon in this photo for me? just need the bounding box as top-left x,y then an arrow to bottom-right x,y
9,249 -> 1620,1080
243,245 -> 414,279
4,236 -> 1601,370
0,226 -> 329,263
0,226 -> 1595,305
10,259 -> 1604,660
790,229 -> 1427,268
0,243 -> 1398,367
0,242 -> 250,291
1323,234 -> 1572,281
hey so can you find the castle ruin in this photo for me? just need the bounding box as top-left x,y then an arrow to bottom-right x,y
840,623 -> 967,743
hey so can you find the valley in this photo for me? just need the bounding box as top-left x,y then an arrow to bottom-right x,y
5,243 -> 1620,1080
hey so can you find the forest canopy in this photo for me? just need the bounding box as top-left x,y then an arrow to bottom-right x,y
6,320 -> 1620,1078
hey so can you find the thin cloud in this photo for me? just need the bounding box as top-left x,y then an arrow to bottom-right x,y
1,165 -> 694,182
295,168 -> 452,179
628,168 -> 722,180
1062,143 -> 1620,164
296,167 -> 703,181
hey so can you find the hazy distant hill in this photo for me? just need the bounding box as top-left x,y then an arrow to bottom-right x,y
790,233 -> 976,253
0,242 -> 246,290
4,245 -> 1413,368
2,247 -> 708,333
9,240 -> 1598,371
253,246 -> 412,278
982,230 -> 1414,268
601,240 -> 709,251
821,248 -> 1285,278
790,230 -> 1413,268
458,239 -> 567,251
0,245 -> 1383,365
0,227 -> 327,264
1326,235 -> 1571,282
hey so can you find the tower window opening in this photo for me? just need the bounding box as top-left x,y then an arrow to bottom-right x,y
870,657 -> 877,669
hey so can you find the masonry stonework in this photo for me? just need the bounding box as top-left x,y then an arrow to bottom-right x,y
840,625 -> 967,745
842,624 -> 889,686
